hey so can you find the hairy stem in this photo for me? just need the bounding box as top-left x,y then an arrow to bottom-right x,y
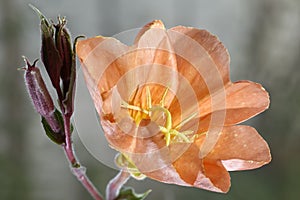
62,115 -> 103,200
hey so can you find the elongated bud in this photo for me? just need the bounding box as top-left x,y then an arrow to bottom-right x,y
55,18 -> 72,96
54,18 -> 78,116
23,57 -> 61,134
31,5 -> 63,98
31,5 -> 78,116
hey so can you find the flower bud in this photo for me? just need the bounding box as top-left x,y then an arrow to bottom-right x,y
54,18 -> 77,116
33,6 -> 63,97
55,18 -> 72,95
23,57 -> 61,134
31,5 -> 77,116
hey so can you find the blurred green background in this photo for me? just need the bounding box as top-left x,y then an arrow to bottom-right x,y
1,0 -> 300,199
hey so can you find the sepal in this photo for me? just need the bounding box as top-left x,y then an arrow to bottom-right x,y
115,187 -> 151,200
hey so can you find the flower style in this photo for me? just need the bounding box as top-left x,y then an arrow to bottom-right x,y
76,20 -> 271,193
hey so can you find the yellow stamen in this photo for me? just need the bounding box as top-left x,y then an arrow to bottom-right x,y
121,101 -> 149,115
174,130 -> 194,143
174,112 -> 198,129
121,86 -> 198,146
160,87 -> 169,107
146,86 -> 152,110
150,106 -> 172,130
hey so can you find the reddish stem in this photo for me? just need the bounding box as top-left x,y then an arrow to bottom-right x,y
62,115 -> 103,200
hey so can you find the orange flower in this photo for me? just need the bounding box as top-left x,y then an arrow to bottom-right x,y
76,20 -> 271,193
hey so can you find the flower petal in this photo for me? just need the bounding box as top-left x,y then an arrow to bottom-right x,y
198,80 -> 270,133
134,20 -> 165,44
165,26 -> 231,154
76,37 -> 130,91
223,81 -> 270,125
168,26 -> 230,99
172,144 -> 202,185
145,143 -> 231,193
101,117 -> 183,173
76,37 -> 131,115
129,20 -> 178,109
144,165 -> 189,187
175,144 -> 231,193
201,159 -> 231,193
207,125 -> 271,171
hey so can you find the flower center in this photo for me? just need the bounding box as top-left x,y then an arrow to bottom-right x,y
121,86 -> 197,146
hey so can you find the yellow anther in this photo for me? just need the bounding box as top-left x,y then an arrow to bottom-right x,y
120,86 -> 197,147
121,101 -> 149,115
160,87 -> 169,107
146,86 -> 152,110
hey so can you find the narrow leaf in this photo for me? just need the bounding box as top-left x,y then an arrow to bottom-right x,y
41,115 -> 65,145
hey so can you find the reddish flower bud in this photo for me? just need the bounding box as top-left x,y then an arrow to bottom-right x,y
31,5 -> 77,116
23,57 -> 61,134
54,18 -> 77,116
55,18 -> 72,96
32,6 -> 63,97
